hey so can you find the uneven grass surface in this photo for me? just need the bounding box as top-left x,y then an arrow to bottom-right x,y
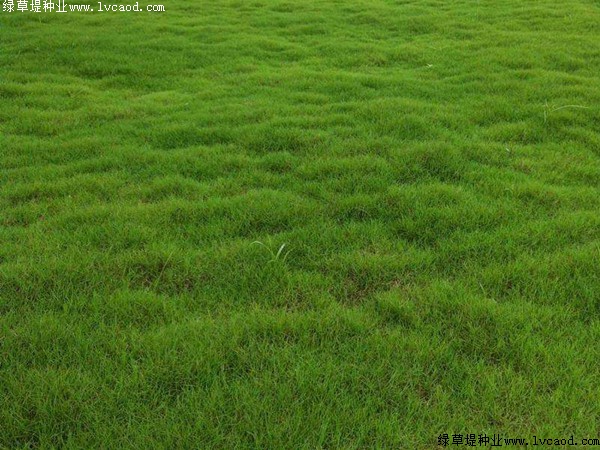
2,0 -> 600,447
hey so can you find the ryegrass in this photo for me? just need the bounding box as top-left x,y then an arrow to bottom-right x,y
1,0 -> 600,447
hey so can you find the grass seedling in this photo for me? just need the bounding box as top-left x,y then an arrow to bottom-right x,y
252,241 -> 291,264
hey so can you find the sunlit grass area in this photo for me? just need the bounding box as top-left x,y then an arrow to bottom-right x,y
1,0 -> 600,447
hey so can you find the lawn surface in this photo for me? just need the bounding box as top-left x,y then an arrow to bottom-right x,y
1,0 -> 600,448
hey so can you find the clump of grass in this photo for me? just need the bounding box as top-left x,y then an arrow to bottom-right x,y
252,241 -> 291,264
543,101 -> 591,123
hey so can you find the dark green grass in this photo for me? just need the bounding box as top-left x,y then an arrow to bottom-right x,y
1,0 -> 600,447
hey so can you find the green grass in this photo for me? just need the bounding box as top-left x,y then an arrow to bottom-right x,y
1,0 -> 600,447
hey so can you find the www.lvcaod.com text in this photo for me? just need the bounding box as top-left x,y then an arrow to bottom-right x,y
2,1 -> 164,13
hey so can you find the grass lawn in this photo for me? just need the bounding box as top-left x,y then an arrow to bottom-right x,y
1,0 -> 600,447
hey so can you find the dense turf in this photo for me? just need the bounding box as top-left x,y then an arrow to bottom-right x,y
1,0 -> 600,447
